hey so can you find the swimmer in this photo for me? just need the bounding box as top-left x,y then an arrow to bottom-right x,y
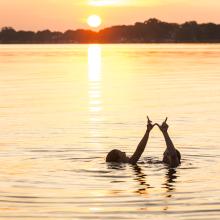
106,117 -> 154,165
156,118 -> 181,167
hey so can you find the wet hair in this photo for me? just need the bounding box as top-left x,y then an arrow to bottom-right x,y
163,149 -> 181,164
106,149 -> 121,162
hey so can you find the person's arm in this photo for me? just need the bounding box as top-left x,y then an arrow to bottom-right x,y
129,117 -> 154,165
163,133 -> 180,167
157,118 -> 180,167
163,131 -> 178,156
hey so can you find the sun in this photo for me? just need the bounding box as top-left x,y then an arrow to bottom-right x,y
87,15 -> 102,28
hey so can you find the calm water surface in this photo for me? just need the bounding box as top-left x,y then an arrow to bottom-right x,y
0,44 -> 220,219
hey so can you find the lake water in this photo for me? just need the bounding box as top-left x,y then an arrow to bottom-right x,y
0,44 -> 220,219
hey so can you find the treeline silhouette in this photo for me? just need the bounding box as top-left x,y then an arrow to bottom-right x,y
1,18 -> 220,43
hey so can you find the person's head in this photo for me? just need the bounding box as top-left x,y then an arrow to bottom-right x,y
106,149 -> 129,163
164,149 -> 181,165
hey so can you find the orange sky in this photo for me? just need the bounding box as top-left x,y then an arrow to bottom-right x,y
0,0 -> 219,31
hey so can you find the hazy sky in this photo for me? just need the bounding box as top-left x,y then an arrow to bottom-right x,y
0,0 -> 220,31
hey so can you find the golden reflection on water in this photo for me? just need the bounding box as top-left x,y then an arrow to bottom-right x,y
88,45 -> 102,82
88,45 -> 103,114
88,45 -> 103,141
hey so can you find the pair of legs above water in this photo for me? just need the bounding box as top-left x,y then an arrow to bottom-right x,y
106,117 -> 181,167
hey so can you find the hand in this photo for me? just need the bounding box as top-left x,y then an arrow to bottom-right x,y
147,116 -> 155,131
156,117 -> 169,133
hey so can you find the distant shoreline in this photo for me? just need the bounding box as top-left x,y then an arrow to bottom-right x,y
1,42 -> 220,45
1,18 -> 220,44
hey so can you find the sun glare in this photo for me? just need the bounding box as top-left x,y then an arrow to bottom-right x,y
87,15 -> 102,28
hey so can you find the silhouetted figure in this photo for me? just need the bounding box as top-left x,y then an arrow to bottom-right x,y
106,117 -> 154,165
156,118 -> 181,168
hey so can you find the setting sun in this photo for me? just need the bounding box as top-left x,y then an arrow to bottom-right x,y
87,15 -> 102,28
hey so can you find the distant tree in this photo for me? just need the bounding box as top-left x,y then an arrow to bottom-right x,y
175,21 -> 199,42
144,18 -> 162,25
143,18 -> 174,42
51,31 -> 63,42
16,31 -> 35,43
134,22 -> 148,41
1,27 -> 17,43
36,30 -> 52,42
199,23 -> 220,42
63,30 -> 76,42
